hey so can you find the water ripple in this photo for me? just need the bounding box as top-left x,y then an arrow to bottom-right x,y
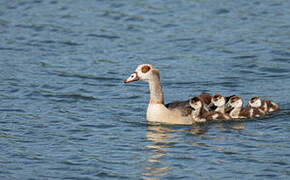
36,90 -> 97,101
53,71 -> 122,81
86,33 -> 120,40
259,67 -> 289,74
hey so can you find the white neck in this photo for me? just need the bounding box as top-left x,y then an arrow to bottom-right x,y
230,107 -> 242,118
216,105 -> 225,114
148,74 -> 164,104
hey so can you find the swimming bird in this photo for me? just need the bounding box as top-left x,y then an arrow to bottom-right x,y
124,64 -> 211,124
189,97 -> 208,122
207,94 -> 231,120
242,96 -> 266,118
227,96 -> 247,119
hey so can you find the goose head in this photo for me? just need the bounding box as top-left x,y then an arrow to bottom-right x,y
249,96 -> 262,108
211,94 -> 226,107
228,96 -> 243,108
124,64 -> 159,83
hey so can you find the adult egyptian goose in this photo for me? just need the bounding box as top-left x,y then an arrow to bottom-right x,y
124,64 -> 211,125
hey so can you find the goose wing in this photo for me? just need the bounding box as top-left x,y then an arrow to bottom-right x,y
165,101 -> 192,116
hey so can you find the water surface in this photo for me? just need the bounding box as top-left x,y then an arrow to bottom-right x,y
0,0 -> 290,179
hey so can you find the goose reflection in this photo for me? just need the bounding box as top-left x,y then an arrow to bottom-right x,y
143,125 -> 172,179
143,124 -> 208,180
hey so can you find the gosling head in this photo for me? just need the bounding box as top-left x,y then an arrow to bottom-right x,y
189,97 -> 203,111
249,96 -> 262,108
228,96 -> 243,108
211,94 -> 226,107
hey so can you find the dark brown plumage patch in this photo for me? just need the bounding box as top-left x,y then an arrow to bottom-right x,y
198,93 -> 212,105
213,94 -> 221,99
141,65 -> 151,73
230,96 -> 239,103
225,95 -> 235,103
190,97 -> 201,104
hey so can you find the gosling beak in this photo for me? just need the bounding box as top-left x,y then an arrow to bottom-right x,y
124,72 -> 139,83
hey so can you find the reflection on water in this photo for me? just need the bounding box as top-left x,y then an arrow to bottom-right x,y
143,126 -> 173,179
143,121 -> 246,179
213,120 -> 246,131
143,124 -> 208,180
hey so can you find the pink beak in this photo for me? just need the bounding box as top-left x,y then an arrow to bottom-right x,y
124,72 -> 139,83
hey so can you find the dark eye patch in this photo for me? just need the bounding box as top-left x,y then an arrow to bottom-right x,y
231,97 -> 238,102
251,96 -> 259,102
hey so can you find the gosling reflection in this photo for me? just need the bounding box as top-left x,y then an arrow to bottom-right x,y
213,120 -> 246,131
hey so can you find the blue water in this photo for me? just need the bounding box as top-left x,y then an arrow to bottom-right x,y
0,0 -> 290,179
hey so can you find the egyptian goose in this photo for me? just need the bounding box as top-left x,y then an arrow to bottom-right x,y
189,97 -> 207,122
243,96 -> 266,118
124,64 -> 211,125
207,94 -> 231,120
211,94 -> 227,114
227,96 -> 247,119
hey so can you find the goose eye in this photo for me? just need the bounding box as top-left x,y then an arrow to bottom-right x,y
141,65 -> 151,73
